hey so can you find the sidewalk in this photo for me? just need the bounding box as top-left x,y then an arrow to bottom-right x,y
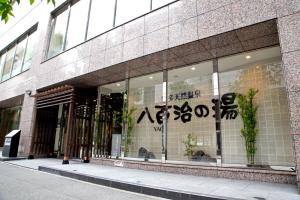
3,158 -> 299,200
0,149 -> 26,161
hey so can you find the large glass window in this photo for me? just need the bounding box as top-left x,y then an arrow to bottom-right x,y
93,81 -> 126,158
2,47 -> 16,81
0,29 -> 37,81
47,0 -> 178,57
87,0 -> 115,39
219,47 -> 294,167
0,107 -> 21,147
91,46 -> 294,168
65,0 -> 90,49
47,7 -> 69,58
167,61 -> 217,163
152,0 -> 174,10
0,53 -> 6,79
115,0 -> 150,26
22,31 -> 37,71
11,38 -> 27,77
127,72 -> 163,160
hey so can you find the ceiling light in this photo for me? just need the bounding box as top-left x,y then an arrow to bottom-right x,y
149,76 -> 153,79
245,55 -> 251,59
191,67 -> 196,70
25,90 -> 32,96
116,83 -> 121,86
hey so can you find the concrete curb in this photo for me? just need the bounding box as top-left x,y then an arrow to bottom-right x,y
38,166 -> 241,200
0,157 -> 26,161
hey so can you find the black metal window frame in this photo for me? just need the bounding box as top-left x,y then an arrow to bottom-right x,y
0,24 -> 38,83
46,0 -> 178,60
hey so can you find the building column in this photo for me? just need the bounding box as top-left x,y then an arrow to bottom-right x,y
18,93 -> 36,157
277,11 -> 300,192
62,102 -> 74,164
162,70 -> 168,163
121,79 -> 129,158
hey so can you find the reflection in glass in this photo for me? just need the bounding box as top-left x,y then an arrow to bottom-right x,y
93,81 -> 126,158
0,107 -> 21,147
87,0 -> 115,39
0,53 -> 6,79
65,0 -> 90,49
47,8 -> 69,58
152,0 -> 174,9
2,47 -> 15,81
115,0 -> 150,26
218,46 -> 294,167
22,31 -> 37,71
167,61 -> 216,163
11,38 -> 27,76
127,72 -> 163,159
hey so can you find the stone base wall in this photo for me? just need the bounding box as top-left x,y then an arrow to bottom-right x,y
91,158 -> 296,185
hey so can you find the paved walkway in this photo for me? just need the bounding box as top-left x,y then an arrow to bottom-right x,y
0,149 -> 27,161
4,158 -> 300,200
0,162 -> 164,200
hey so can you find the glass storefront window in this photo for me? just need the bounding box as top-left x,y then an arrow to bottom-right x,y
11,37 -> 27,77
47,7 -> 69,58
115,0 -> 150,26
127,72 -> 163,160
1,47 -> 15,81
93,81 -> 126,158
91,46 -> 294,168
0,107 -> 21,147
219,46 -> 294,167
167,61 -> 217,163
65,0 -> 90,49
152,0 -> 174,9
87,0 -> 115,39
22,31 -> 37,71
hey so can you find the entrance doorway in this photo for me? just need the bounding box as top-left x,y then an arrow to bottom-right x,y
31,85 -> 97,162
31,106 -> 59,156
53,104 -> 69,157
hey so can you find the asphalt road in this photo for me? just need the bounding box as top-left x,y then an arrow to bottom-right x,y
0,162 -> 165,200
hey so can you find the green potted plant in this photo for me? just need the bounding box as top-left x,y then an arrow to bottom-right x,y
121,106 -> 136,155
237,88 -> 259,166
183,133 -> 197,160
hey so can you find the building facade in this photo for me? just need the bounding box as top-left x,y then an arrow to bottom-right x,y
1,0 -> 300,191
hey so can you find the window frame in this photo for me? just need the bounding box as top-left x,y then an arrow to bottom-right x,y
114,0 -> 152,27
0,25 -> 37,83
46,4 -> 71,59
2,45 -> 17,82
22,31 -> 38,72
0,52 -> 7,81
64,0 -> 91,50
10,35 -> 28,77
46,0 -> 178,60
86,0 -> 116,39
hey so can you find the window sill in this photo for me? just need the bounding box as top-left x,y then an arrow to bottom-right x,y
0,68 -> 30,84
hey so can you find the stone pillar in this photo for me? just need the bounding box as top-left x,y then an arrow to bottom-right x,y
62,102 -> 74,164
277,10 -> 300,192
18,93 -> 36,157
